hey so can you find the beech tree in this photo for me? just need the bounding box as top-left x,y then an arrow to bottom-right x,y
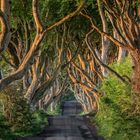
97,0 -> 110,77
67,46 -> 100,112
81,0 -> 140,94
1,0 -> 139,114
0,0 -> 85,91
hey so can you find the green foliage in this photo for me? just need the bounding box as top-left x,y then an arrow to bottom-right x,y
0,85 -> 32,131
11,0 -> 32,22
47,103 -> 62,115
94,57 -> 140,140
0,115 -> 15,140
0,55 -> 11,76
40,0 -> 76,25
0,85 -> 48,140
62,89 -> 75,101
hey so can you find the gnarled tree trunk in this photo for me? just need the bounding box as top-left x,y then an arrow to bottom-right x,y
97,0 -> 110,77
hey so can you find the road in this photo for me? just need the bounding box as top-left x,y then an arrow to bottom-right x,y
19,101 -> 104,140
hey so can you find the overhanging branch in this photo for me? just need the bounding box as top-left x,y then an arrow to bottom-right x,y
85,29 -> 129,84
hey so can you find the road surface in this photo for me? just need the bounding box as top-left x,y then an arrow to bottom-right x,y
19,101 -> 104,140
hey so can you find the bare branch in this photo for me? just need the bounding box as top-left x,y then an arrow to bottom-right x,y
0,0 -> 11,53
85,29 -> 129,84
0,0 -> 85,91
45,0 -> 85,32
80,12 -> 131,51
32,0 -> 43,33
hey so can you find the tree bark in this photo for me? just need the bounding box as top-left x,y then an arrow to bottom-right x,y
118,47 -> 126,63
97,0 -> 110,77
0,0 -> 11,53
131,50 -> 140,94
113,28 -> 126,63
0,0 -> 85,91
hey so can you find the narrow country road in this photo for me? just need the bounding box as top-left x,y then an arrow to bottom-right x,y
19,101 -> 103,140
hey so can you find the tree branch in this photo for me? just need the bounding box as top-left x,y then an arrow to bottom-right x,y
80,12 -> 131,51
85,29 -> 129,84
32,0 -> 43,33
0,0 -> 85,91
0,0 -> 11,53
45,0 -> 85,32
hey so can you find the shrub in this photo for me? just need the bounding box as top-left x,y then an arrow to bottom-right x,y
94,57 -> 140,140
0,84 -> 48,139
0,85 -> 33,131
0,114 -> 15,140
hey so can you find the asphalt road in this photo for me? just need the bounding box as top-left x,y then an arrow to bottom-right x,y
19,101 -> 103,140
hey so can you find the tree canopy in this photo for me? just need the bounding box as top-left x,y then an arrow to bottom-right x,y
0,0 -> 140,139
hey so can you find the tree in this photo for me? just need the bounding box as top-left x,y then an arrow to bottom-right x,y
0,0 -> 85,91
81,0 -> 140,94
